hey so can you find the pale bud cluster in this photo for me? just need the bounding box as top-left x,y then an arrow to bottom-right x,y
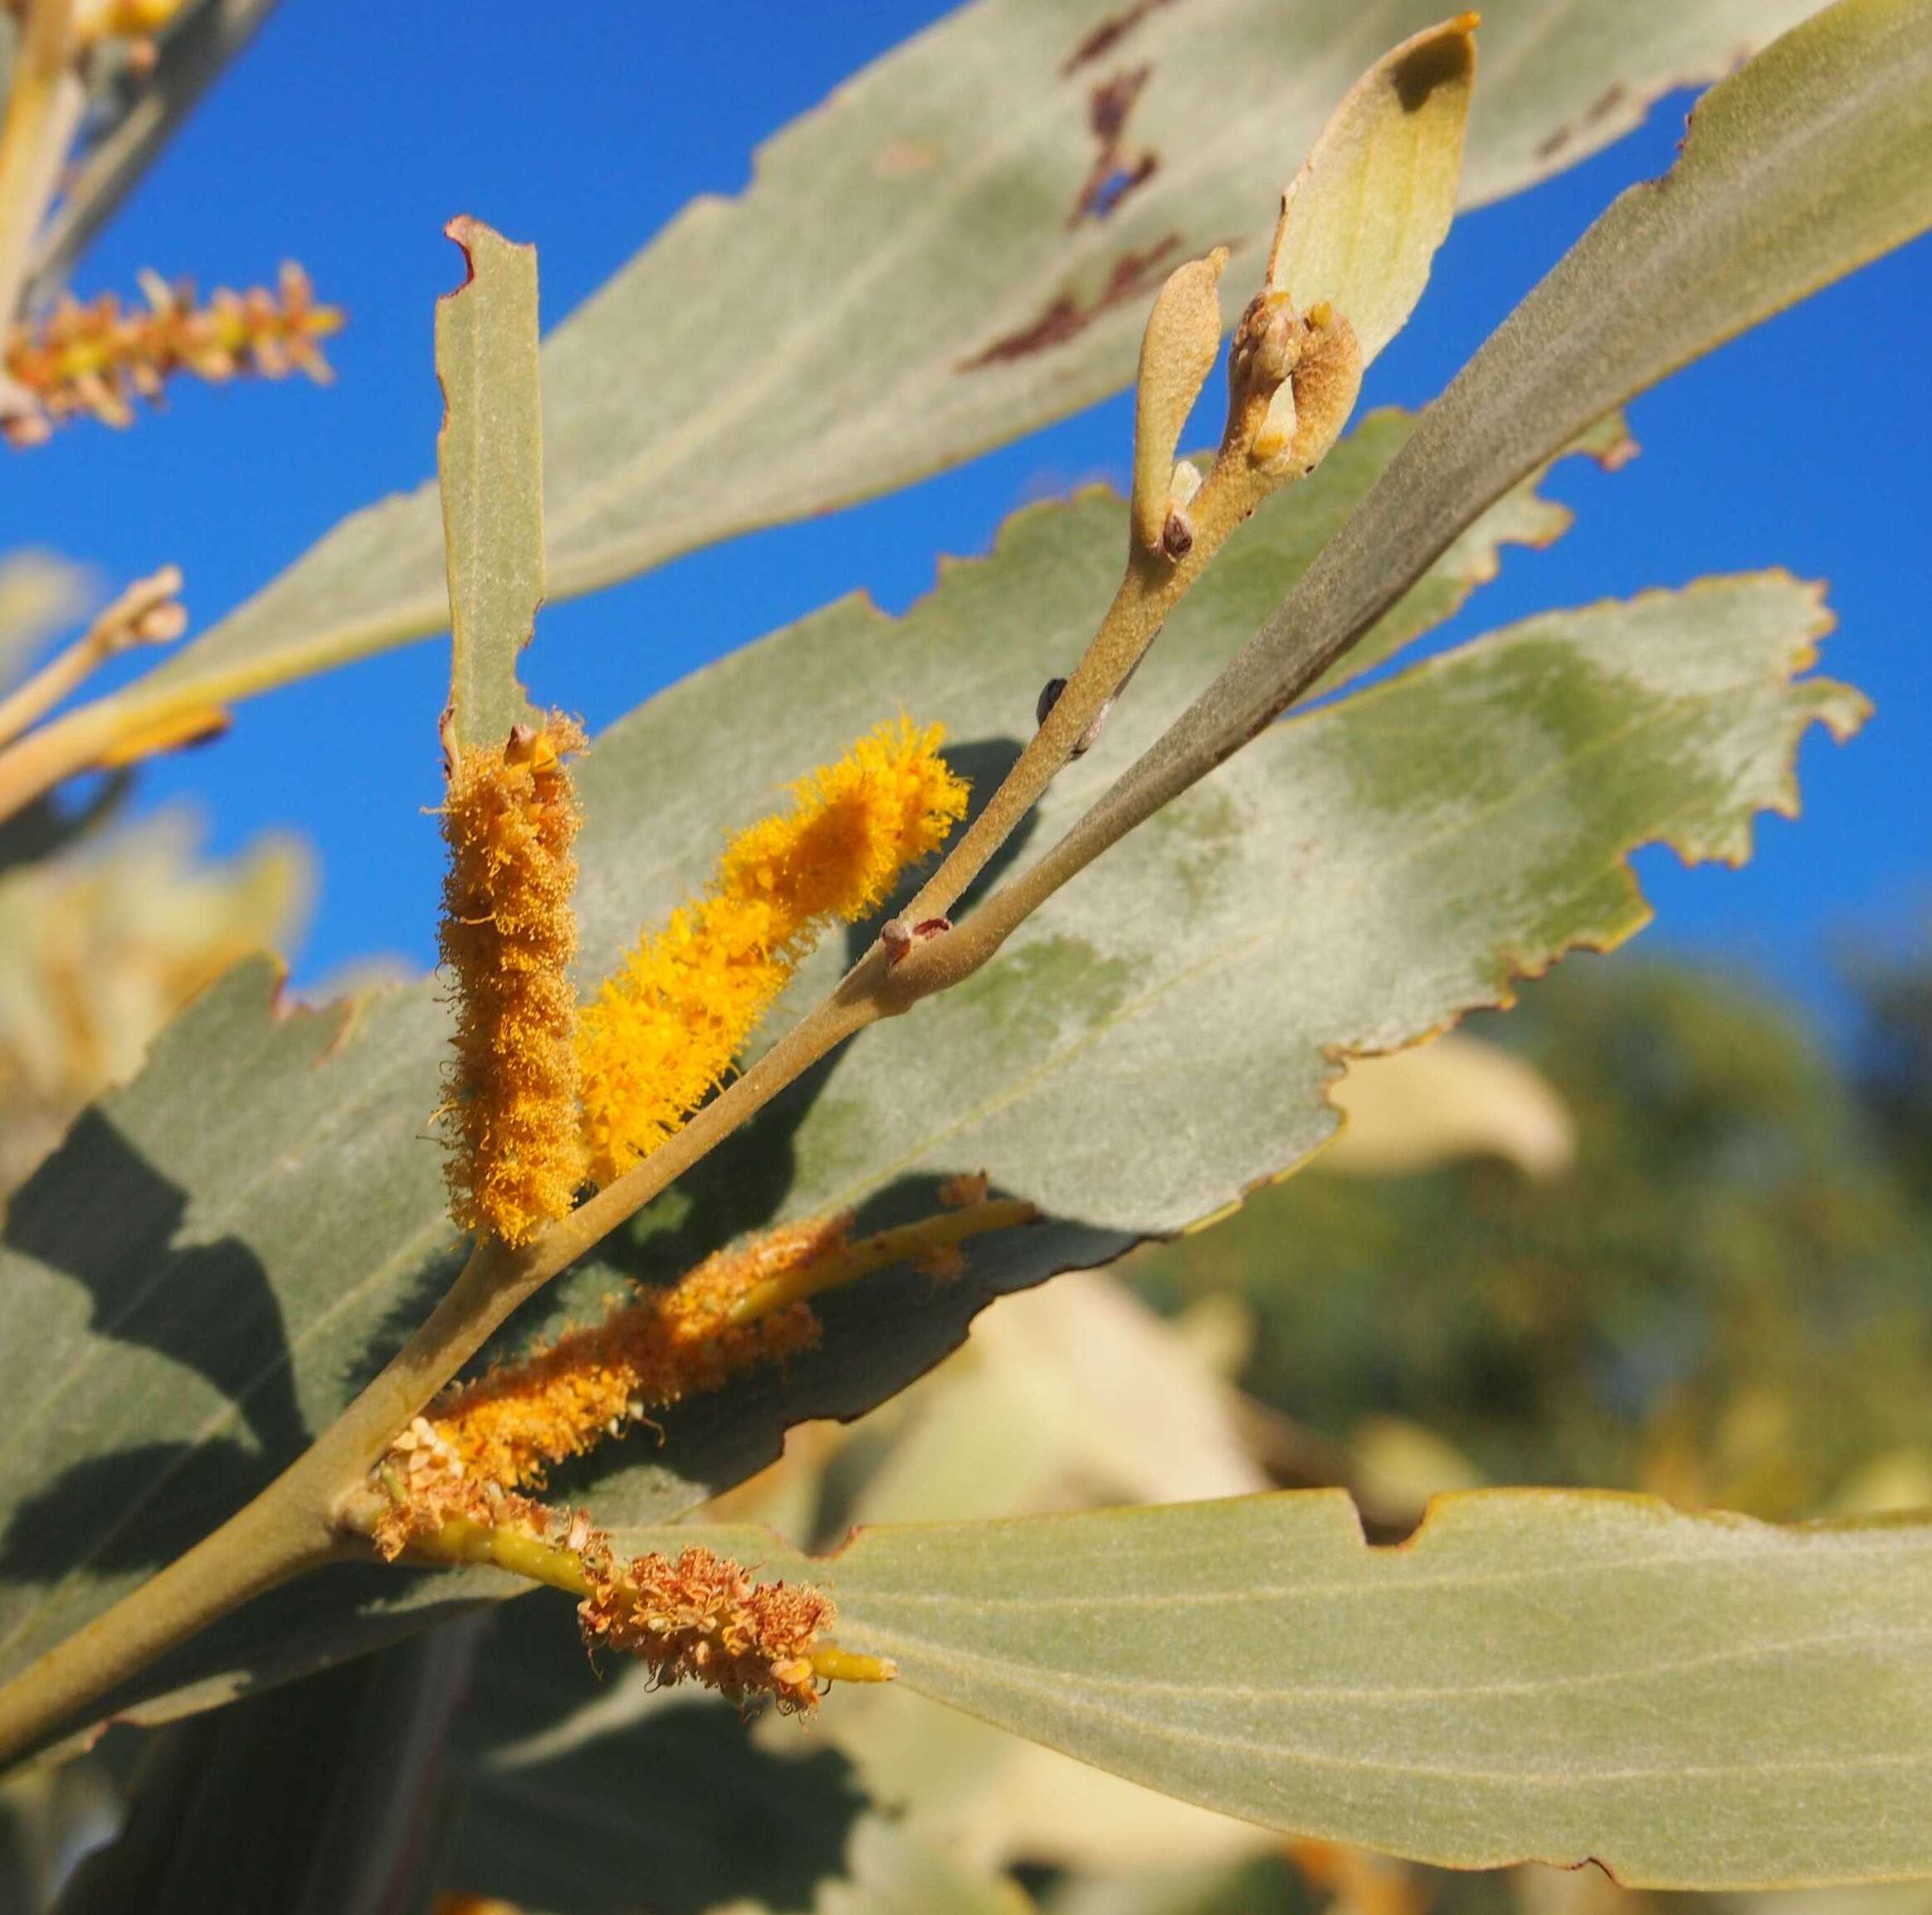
1124,224 -> 1365,584
1225,291 -> 1363,478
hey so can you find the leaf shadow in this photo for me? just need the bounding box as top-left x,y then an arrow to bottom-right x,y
0,1440 -> 280,1583
2,1109 -> 310,1463
445,1597 -> 874,1915
0,771 -> 129,877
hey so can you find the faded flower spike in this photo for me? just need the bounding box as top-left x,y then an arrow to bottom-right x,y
578,717 -> 968,1182
425,1212 -> 848,1489
421,1194 -> 1035,1492
3,264 -> 344,446
578,1542 -> 842,1714
359,1195 -> 1032,1566
439,714 -> 588,1245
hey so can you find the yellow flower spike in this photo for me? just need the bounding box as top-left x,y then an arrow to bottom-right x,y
439,714 -> 588,1245
578,718 -> 968,1183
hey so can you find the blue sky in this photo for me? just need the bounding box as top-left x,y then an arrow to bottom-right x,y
10,1 -> 1930,1031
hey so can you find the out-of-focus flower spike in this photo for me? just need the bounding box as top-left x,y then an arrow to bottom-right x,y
2,266 -> 346,445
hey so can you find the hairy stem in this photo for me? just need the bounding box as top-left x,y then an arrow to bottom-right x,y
896,457 -> 1270,931
0,304 -> 1313,1768
0,451 -> 1278,1766
339,1515 -> 894,1686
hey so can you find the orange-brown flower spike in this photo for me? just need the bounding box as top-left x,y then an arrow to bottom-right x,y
427,1214 -> 846,1488
439,714 -> 588,1245
3,265 -> 344,446
578,1544 -> 837,1713
578,718 -> 968,1183
414,1194 -> 1034,1496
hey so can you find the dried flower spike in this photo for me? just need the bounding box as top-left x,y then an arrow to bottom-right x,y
578,718 -> 968,1183
3,263 -> 344,445
578,1543 -> 839,1713
439,714 -> 588,1245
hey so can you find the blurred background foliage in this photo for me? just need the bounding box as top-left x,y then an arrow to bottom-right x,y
1134,955 -> 1932,1526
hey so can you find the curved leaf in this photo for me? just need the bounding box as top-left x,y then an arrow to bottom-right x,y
627,1492 -> 1932,1891
1264,14 -> 1475,362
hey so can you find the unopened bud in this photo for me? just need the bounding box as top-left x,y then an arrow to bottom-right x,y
1222,292 -> 1300,459
1271,308 -> 1363,475
1129,249 -> 1228,553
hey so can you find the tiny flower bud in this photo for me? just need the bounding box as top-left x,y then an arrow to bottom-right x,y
1271,308 -> 1364,475
1036,676 -> 1068,729
1222,291 -> 1300,459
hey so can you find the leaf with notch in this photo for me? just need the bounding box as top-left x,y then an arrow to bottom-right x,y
437,217 -> 543,754
1061,0 -> 1932,878
25,0 -> 1832,775
607,1492 -> 1932,1891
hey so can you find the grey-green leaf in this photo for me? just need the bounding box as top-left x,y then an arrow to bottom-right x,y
615,1493 -> 1932,1890
437,217 -> 544,753
85,0 -> 1827,748
1067,0 -> 1932,874
0,524 -> 1858,1739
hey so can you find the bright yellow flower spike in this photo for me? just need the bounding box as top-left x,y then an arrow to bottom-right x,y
578,718 -> 968,1184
